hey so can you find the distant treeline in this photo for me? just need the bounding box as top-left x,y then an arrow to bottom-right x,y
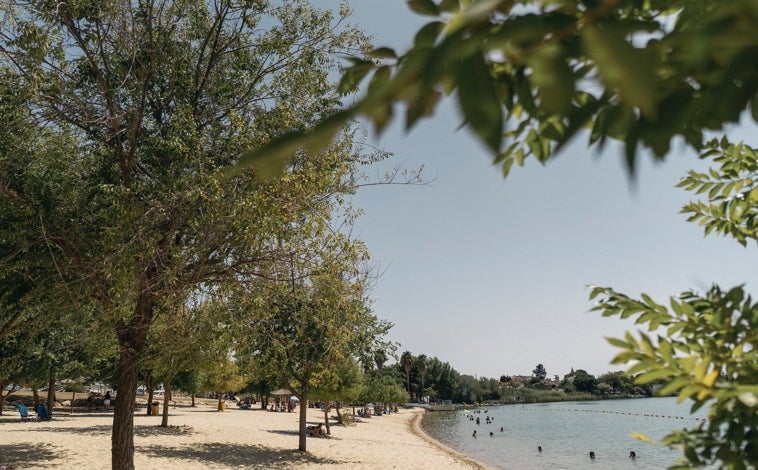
391,354 -> 654,404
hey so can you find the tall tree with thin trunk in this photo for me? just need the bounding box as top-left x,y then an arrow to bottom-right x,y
401,351 -> 413,398
417,354 -> 427,403
239,223 -> 392,452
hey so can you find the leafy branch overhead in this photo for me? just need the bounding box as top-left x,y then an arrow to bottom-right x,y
589,138 -> 758,468
242,0 -> 758,178
590,283 -> 758,467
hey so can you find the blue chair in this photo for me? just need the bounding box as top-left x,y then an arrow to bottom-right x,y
35,403 -> 50,421
15,403 -> 31,422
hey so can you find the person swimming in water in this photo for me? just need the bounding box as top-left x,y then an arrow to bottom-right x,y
629,451 -> 636,460
472,430 -> 477,438
589,451 -> 596,460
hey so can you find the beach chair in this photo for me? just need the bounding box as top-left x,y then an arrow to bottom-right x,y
15,403 -> 31,422
35,403 -> 50,421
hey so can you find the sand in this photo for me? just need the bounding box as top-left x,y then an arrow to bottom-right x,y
0,400 -> 491,469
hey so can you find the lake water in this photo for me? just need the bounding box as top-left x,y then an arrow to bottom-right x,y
420,397 -> 712,469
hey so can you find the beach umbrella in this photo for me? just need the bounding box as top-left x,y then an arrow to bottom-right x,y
290,396 -> 299,401
270,388 -> 291,396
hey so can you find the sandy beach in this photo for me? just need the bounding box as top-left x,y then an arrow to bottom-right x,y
0,400 -> 491,469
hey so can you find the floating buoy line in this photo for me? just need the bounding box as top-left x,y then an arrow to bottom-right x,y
490,407 -> 707,421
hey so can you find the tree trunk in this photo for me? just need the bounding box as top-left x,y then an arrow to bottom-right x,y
298,392 -> 307,452
112,346 -> 140,470
323,406 -> 330,435
46,373 -> 56,418
70,389 -> 76,414
146,371 -> 154,416
112,291 -> 154,470
190,394 -> 195,407
160,377 -> 173,427
0,385 -> 6,416
32,388 -> 40,408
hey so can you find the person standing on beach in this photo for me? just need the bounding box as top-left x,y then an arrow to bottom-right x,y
104,391 -> 111,412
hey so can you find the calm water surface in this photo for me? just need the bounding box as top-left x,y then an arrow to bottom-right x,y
420,397 -> 710,470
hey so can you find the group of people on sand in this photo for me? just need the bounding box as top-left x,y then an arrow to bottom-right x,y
86,391 -> 111,411
306,423 -> 326,438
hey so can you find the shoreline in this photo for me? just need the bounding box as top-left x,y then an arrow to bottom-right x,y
1,401 -> 493,469
410,410 -> 495,470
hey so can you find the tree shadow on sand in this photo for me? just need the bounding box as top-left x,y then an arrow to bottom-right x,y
10,420 -> 194,438
139,442 -> 356,468
134,424 -> 194,437
9,423 -> 111,436
0,443 -> 64,468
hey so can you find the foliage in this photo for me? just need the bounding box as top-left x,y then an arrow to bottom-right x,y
590,140 -> 758,469
311,357 -> 366,407
0,0 -> 373,467
360,373 -> 408,405
244,0 -> 758,177
391,353 -> 460,402
237,217 -> 391,451
532,363 -> 547,380
571,369 -> 598,394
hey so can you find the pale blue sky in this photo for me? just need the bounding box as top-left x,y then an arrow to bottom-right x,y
320,1 -> 757,379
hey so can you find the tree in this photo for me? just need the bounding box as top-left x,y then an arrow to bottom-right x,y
572,369 -> 597,394
200,355 -> 246,412
361,373 -> 408,408
401,351 -> 414,396
0,1 -> 370,468
239,223 -> 391,452
144,296 -> 231,425
311,356 -> 366,428
417,354 -> 428,403
532,364 -> 547,381
455,374 -> 484,404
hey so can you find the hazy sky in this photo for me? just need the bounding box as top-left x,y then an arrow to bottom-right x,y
319,1 -> 758,379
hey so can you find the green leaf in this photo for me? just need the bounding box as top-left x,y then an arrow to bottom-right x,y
657,376 -> 691,396
456,54 -> 503,153
605,336 -> 628,349
367,47 -> 397,59
582,26 -> 658,118
337,61 -> 375,94
500,155 -> 514,177
515,71 -> 537,116
527,44 -> 573,115
438,0 -> 460,13
406,89 -> 442,129
636,368 -> 673,384
444,0 -> 501,36
367,66 -> 392,94
407,0 -> 439,16
414,21 -> 444,48
231,108 -> 356,179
